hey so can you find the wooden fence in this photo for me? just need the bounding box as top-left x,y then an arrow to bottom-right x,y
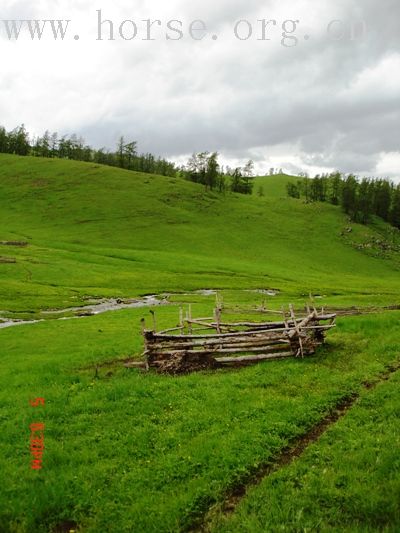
130,304 -> 336,374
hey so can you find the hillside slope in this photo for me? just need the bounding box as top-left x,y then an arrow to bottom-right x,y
0,155 -> 399,312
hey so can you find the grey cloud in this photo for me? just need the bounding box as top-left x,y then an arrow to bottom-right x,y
1,0 -> 399,177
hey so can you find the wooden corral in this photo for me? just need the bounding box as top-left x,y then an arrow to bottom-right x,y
127,303 -> 336,374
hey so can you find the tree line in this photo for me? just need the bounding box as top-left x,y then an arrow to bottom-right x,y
0,125 -> 255,195
287,172 -> 400,229
0,124 -> 176,177
182,152 -> 254,194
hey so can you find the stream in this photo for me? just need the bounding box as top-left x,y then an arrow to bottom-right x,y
0,295 -> 169,330
0,288 -> 279,330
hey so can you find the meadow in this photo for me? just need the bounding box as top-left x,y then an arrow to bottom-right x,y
1,154 -> 399,532
208,354 -> 400,533
1,308 -> 400,532
1,155 -> 400,315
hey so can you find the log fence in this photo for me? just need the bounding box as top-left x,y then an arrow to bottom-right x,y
129,303 -> 336,373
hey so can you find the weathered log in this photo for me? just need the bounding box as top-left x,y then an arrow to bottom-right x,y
145,337 -> 292,352
216,352 -> 293,364
157,327 -> 184,334
139,309 -> 337,374
315,313 -> 336,321
186,318 -> 223,329
146,337 -> 291,350
157,317 -> 335,337
181,322 -> 221,331
146,327 -> 294,341
289,304 -> 305,357
193,319 -> 299,329
187,316 -> 214,322
299,324 -> 336,330
146,344 -> 292,357
187,304 -> 193,334
144,323 -> 334,348
288,310 -> 317,339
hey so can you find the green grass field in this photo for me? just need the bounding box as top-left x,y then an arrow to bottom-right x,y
1,155 -> 399,532
208,361 -> 400,533
1,309 -> 399,532
1,155 -> 400,315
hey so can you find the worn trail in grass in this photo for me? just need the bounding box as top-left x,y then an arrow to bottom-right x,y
209,360 -> 400,533
200,362 -> 400,532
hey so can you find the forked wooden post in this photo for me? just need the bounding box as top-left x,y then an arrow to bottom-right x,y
141,319 -> 149,370
179,306 -> 184,335
214,305 -> 222,334
150,310 -> 157,332
289,304 -> 304,358
188,304 -> 193,334
308,293 -> 317,314
281,306 -> 289,329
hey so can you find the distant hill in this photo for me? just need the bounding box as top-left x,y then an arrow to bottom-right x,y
253,173 -> 299,198
1,154 -> 399,313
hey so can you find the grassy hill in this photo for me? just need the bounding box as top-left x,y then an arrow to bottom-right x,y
1,154 -> 399,314
1,155 -> 400,532
252,172 -> 299,198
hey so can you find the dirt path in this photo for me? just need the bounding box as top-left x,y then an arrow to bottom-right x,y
190,361 -> 400,532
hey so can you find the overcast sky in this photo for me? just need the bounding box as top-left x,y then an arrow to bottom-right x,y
1,0 -> 399,178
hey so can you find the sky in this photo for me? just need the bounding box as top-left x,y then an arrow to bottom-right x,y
1,0 -> 399,179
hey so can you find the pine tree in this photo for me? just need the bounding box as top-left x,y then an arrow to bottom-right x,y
389,185 -> 400,229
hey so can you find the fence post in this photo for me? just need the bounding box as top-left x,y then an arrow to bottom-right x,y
150,310 -> 157,332
179,306 -> 184,335
289,304 -> 304,358
188,304 -> 192,334
214,305 -> 222,334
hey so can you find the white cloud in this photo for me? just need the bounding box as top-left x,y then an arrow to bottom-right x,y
376,153 -> 400,182
1,0 -> 399,178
